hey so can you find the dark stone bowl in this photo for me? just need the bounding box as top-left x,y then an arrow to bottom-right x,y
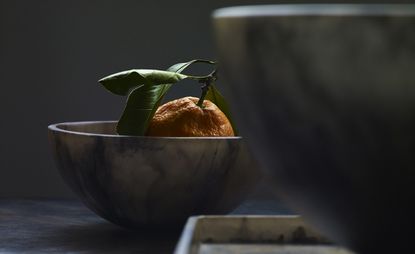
48,121 -> 260,228
213,4 -> 415,253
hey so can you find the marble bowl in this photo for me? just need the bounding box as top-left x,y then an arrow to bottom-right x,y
48,121 -> 260,228
213,4 -> 415,253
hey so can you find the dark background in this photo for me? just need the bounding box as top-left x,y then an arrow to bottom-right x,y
0,0 -> 410,197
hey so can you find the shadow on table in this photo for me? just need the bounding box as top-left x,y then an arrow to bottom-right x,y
1,198 -> 293,253
37,222 -> 181,253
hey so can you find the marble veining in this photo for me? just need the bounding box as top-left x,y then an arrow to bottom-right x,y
214,5 -> 415,254
48,121 -> 260,228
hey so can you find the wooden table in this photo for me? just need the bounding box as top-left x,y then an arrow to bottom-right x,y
0,199 -> 292,253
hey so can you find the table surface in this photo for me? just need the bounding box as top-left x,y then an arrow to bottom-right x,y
0,198 -> 292,253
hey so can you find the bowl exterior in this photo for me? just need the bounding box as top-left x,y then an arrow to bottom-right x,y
48,122 -> 260,228
214,6 -> 415,253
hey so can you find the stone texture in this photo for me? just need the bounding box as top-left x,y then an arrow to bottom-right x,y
48,121 -> 260,228
213,4 -> 415,254
174,216 -> 354,254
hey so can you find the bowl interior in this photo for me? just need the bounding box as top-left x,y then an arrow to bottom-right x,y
213,4 -> 415,18
49,121 -> 241,139
52,121 -> 117,135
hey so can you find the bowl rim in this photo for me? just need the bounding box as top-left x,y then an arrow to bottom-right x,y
48,121 -> 242,140
213,4 -> 415,18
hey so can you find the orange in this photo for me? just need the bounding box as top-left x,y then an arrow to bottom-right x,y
146,96 -> 234,137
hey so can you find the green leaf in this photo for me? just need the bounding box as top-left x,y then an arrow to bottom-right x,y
116,85 -> 165,135
114,60 -> 216,135
99,69 -> 188,96
205,84 -> 238,135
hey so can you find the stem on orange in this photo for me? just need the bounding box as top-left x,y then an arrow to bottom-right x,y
197,69 -> 217,108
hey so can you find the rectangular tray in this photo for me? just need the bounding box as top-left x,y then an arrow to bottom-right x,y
174,216 -> 355,254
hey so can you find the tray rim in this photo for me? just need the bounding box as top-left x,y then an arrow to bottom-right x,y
174,215 -> 330,254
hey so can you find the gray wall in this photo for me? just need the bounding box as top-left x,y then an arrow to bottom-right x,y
0,0 -> 409,197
